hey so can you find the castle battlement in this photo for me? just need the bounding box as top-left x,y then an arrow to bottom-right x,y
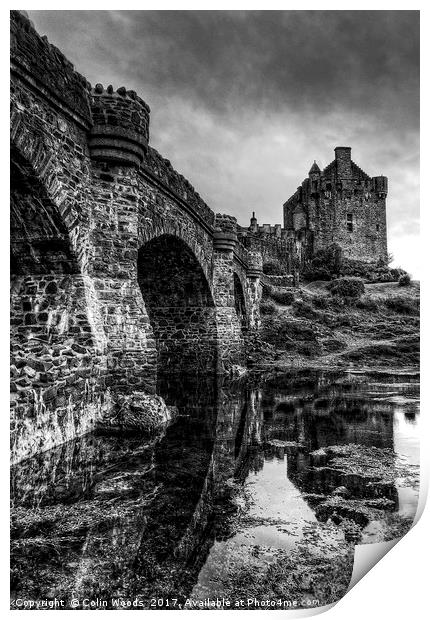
237,212 -> 297,273
89,83 -> 150,167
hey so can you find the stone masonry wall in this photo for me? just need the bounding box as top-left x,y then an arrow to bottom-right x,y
10,274 -> 109,464
283,147 -> 388,266
10,15 -> 107,463
10,11 -> 261,461
238,229 -> 296,273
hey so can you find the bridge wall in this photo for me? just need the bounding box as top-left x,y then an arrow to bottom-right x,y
10,11 -> 262,463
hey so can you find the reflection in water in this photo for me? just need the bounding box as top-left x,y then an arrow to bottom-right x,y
10,370 -> 420,609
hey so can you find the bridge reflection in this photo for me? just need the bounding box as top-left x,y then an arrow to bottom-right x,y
10,370 -> 419,608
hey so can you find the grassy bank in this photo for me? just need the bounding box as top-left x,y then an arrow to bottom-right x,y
249,280 -> 419,371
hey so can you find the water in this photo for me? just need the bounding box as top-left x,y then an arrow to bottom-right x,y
10,369 -> 420,610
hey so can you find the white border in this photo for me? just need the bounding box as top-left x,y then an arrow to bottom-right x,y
2,3 -> 426,619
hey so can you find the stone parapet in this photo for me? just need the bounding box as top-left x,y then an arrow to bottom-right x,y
142,147 -> 216,228
10,11 -> 91,128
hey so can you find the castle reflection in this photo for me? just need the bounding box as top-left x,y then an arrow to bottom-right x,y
10,369 -> 419,608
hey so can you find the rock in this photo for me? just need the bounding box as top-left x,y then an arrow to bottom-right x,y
341,519 -> 363,543
230,365 -> 247,378
99,391 -> 172,433
26,358 -> 48,372
23,365 -> 37,378
330,510 -> 343,525
332,485 -> 350,498
93,475 -> 139,498
364,498 -> 396,510
309,448 -> 327,466
71,343 -> 87,354
315,497 -> 373,528
267,439 -> 304,448
16,376 -> 31,387
302,492 -> 327,507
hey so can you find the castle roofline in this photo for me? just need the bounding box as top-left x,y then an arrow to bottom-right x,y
309,161 -> 320,175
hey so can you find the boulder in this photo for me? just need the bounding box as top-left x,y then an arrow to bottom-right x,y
98,391 -> 173,433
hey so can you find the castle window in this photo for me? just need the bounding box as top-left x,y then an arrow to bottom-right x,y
347,213 -> 353,232
376,224 -> 380,232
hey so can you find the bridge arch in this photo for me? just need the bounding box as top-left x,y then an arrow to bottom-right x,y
137,234 -> 218,374
10,143 -> 105,463
11,144 -> 78,276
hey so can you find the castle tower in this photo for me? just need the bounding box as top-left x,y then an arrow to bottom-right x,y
283,147 -> 388,265
309,161 -> 321,177
250,211 -> 258,233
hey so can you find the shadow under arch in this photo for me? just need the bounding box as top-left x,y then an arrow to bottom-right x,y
137,234 -> 218,375
10,144 -> 79,276
233,272 -> 247,330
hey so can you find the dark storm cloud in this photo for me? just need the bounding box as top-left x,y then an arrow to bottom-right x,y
27,10 -> 420,275
29,10 -> 419,121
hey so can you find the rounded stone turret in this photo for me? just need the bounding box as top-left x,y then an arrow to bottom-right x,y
247,251 -> 263,279
89,84 -> 150,167
214,214 -> 238,252
372,175 -> 388,197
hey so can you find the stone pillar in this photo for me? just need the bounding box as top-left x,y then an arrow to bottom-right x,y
245,251 -> 263,329
87,87 -> 158,393
88,165 -> 158,394
212,214 -> 244,372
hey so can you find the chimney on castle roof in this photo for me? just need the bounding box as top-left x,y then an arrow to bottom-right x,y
250,211 -> 258,233
334,146 -> 352,179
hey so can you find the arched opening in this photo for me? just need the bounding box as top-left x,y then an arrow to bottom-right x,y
233,272 -> 247,330
10,145 -> 96,462
10,146 -> 79,276
138,235 -> 218,375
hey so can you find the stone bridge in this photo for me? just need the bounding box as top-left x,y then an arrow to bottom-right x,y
10,11 -> 263,463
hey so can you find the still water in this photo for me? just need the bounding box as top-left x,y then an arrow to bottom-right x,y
10,370 -> 420,610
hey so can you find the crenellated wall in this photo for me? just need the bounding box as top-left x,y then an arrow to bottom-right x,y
10,10 -> 262,463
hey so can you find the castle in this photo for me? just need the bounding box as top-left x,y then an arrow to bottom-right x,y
240,146 -> 388,270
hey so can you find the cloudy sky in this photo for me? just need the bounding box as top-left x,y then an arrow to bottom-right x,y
28,10 -> 420,276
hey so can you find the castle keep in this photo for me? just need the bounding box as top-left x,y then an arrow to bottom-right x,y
283,146 -> 388,265
239,147 -> 388,273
